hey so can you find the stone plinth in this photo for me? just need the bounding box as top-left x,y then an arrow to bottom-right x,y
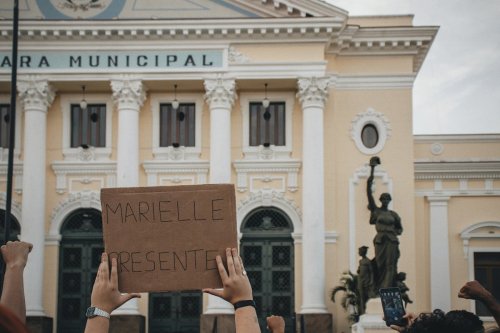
352,298 -> 393,333
200,314 -> 236,333
297,313 -> 333,333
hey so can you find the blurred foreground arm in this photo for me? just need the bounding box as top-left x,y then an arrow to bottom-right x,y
0,241 -> 33,324
459,280 -> 500,326
203,248 -> 261,333
267,315 -> 285,333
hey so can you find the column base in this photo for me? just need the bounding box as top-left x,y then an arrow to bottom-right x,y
110,315 -> 145,333
297,313 -> 332,333
351,298 -> 392,333
200,314 -> 236,333
26,316 -> 53,333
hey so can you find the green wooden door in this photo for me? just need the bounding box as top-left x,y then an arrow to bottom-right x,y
0,210 -> 21,294
148,291 -> 202,333
241,208 -> 295,332
57,208 -> 103,333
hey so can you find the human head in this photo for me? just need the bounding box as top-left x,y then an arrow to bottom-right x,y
379,193 -> 392,207
402,309 -> 484,333
358,246 -> 368,257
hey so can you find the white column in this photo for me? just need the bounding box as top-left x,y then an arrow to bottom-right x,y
110,76 -> 146,314
428,196 -> 451,311
18,77 -> 55,316
297,77 -> 329,314
203,77 -> 236,314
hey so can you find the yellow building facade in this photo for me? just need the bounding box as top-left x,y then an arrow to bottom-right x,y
0,1 -> 498,333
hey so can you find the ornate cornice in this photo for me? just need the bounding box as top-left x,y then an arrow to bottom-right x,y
330,26 -> 438,73
0,17 -> 343,43
414,161 -> 500,180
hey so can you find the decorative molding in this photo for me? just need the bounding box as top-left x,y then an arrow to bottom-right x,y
51,161 -> 116,194
0,17 -> 344,42
330,74 -> 416,90
17,76 -> 55,110
48,191 -> 102,243
325,231 -> 339,244
237,189 -> 302,238
414,161 -> 500,180
239,91 -> 295,160
0,192 -> 22,222
142,160 -> 209,186
0,162 -> 24,194
430,143 -> 444,155
350,107 -> 391,155
414,134 -> 500,143
228,47 -> 250,64
110,75 -> 146,110
233,160 -> 301,193
204,76 -> 236,110
460,221 -> 500,259
296,77 -> 330,109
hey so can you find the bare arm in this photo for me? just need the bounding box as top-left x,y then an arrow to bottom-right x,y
367,172 -> 377,212
203,248 -> 261,333
459,280 -> 500,327
84,253 -> 141,333
0,241 -> 33,324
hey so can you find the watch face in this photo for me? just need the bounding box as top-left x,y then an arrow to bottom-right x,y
86,306 -> 96,318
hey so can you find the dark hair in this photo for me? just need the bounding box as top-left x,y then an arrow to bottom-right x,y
403,309 -> 483,333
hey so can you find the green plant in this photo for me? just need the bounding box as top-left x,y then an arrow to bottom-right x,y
331,271 -> 361,324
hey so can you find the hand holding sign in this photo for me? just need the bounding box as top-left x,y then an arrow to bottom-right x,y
203,248 -> 253,305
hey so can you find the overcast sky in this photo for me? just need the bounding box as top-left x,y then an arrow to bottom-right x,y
328,0 -> 500,135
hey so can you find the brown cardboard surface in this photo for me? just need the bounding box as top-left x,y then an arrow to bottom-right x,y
100,184 -> 237,293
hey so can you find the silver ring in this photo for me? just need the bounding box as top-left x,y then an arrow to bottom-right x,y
242,270 -> 247,276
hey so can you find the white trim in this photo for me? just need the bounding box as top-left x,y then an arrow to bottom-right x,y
461,221 -> 500,259
237,190 -> 302,239
150,93 -> 204,160
60,93 -> 113,161
0,192 -> 22,224
239,91 -> 295,160
350,108 -> 391,155
331,74 -> 415,90
48,191 -> 101,244
142,160 -> 209,186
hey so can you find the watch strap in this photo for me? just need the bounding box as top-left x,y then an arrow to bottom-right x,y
233,300 -> 256,310
86,306 -> 110,319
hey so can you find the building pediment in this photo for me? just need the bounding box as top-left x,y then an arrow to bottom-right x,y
0,0 -> 348,20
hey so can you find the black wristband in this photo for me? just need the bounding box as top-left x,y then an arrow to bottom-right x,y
233,300 -> 256,310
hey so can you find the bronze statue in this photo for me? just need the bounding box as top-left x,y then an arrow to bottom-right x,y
357,246 -> 375,314
366,157 -> 403,290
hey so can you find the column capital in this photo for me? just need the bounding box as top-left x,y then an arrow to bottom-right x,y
111,76 -> 146,111
297,77 -> 330,109
204,76 -> 236,110
17,76 -> 55,111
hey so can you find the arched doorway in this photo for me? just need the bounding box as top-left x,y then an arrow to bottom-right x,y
57,208 -> 103,333
241,207 -> 295,332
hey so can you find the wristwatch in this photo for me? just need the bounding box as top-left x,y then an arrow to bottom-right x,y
86,306 -> 110,319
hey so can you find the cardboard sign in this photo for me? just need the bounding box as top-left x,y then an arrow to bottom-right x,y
100,184 -> 237,293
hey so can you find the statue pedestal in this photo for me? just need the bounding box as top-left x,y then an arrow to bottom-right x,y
352,298 -> 393,333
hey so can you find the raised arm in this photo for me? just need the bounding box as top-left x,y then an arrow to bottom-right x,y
203,248 -> 261,333
459,280 -> 500,327
367,168 -> 377,212
84,253 -> 141,333
0,241 -> 33,324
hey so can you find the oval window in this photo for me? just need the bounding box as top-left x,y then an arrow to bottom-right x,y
361,124 -> 379,149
